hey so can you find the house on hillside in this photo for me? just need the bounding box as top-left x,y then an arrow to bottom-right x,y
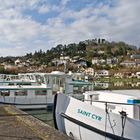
114,73 -> 123,78
85,68 -> 94,76
106,58 -> 112,65
92,58 -> 98,65
52,59 -> 66,66
99,59 -> 106,64
97,50 -> 104,54
60,56 -> 70,60
75,59 -> 87,67
120,61 -> 136,67
106,58 -> 118,65
15,59 -> 21,65
131,54 -> 140,59
136,72 -> 140,79
123,72 -> 135,78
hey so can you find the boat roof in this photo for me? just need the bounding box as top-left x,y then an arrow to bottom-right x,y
0,85 -> 51,90
96,90 -> 140,98
0,81 -> 36,84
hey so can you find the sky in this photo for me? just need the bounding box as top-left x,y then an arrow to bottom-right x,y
0,0 -> 140,56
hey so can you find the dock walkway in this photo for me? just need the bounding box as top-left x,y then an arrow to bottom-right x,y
0,105 -> 71,140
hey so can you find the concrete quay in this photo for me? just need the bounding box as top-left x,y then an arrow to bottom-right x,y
0,105 -> 72,140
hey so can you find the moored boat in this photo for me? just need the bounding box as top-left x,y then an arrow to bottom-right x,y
0,71 -> 91,109
0,73 -> 52,109
53,90 -> 140,140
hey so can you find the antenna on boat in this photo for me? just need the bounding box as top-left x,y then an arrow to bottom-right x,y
119,110 -> 127,137
64,60 -> 67,73
105,102 -> 108,139
104,102 -> 115,138
61,52 -> 67,73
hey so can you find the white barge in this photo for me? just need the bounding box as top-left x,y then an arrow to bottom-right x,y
54,90 -> 140,140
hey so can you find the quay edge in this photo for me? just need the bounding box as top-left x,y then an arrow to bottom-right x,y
3,105 -> 72,140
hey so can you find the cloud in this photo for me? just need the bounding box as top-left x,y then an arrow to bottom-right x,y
45,0 -> 140,47
0,0 -> 140,56
38,5 -> 51,14
61,0 -> 70,6
0,0 -> 50,56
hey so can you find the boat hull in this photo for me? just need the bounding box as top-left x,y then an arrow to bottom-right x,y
0,95 -> 54,109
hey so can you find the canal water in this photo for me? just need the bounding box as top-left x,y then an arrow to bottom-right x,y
24,109 -> 54,127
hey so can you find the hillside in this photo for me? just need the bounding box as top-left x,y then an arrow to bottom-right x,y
23,39 -> 137,65
0,38 -> 138,73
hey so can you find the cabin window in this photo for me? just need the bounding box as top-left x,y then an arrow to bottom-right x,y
16,83 -> 31,86
8,83 -> 14,85
52,78 -> 55,84
59,78 -> 64,87
46,77 -> 52,84
36,75 -> 45,84
73,85 -> 90,94
15,90 -> 27,96
0,91 -> 10,96
35,90 -> 47,95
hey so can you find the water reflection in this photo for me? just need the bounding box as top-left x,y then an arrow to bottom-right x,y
24,109 -> 54,126
94,81 -> 140,90
94,82 -> 109,89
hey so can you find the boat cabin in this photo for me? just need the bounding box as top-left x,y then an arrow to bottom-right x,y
84,90 -> 140,120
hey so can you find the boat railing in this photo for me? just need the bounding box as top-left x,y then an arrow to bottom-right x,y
83,99 -> 140,106
0,101 -> 50,106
